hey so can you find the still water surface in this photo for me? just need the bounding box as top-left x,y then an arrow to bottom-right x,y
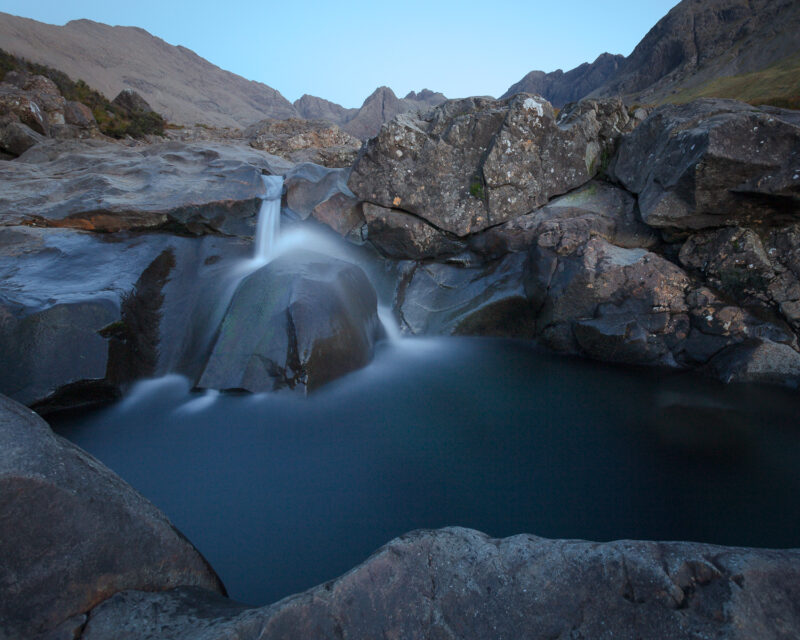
55,337 -> 800,605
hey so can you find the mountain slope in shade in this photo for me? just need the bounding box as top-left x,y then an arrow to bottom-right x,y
504,0 -> 800,107
501,53 -> 624,106
590,0 -> 800,103
295,87 -> 448,139
0,12 -> 298,127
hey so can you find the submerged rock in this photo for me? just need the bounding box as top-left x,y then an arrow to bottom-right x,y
198,251 -> 382,393
0,393 -> 223,639
610,99 -> 800,230
348,94 -> 631,237
81,527 -> 800,639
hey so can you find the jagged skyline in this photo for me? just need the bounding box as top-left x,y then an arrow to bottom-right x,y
2,0 -> 679,108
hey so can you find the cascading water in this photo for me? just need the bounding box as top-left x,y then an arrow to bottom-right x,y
253,175 -> 284,262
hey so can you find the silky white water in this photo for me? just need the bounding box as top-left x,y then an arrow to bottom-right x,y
254,175 -> 284,262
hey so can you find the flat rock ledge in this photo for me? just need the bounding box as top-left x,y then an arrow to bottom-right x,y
82,527 -> 800,640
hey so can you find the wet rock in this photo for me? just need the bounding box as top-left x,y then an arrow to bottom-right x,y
398,252 -> 535,336
0,140 -> 288,235
198,251 -> 382,394
246,118 -> 361,168
81,527 -> 800,640
0,393 -> 223,639
709,339 -> 800,387
0,226 -> 249,412
348,94 -> 631,237
309,191 -> 364,240
362,202 -> 465,260
610,99 -> 800,230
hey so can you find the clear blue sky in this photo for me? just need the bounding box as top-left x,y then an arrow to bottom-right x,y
3,1 -> 680,108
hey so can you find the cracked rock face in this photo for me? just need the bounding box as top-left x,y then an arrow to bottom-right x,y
348,94 -> 631,237
610,99 -> 800,230
81,527 -> 800,639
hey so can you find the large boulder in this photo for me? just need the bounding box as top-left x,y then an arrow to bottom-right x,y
198,251 -> 383,393
81,527 -> 800,639
348,94 -> 631,237
0,140 -> 290,235
530,236 -> 691,365
0,117 -> 45,156
0,394 -> 223,639
281,163 -> 366,240
0,226 -> 250,412
610,99 -> 800,230
246,118 -> 362,168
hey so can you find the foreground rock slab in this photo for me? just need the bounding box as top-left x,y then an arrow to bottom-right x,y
0,140 -> 290,235
0,394 -> 223,639
82,527 -> 800,639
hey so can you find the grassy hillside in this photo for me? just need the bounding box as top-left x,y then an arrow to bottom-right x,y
667,53 -> 800,110
0,47 -> 165,138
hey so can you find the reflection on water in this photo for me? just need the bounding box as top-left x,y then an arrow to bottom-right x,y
54,337 -> 800,606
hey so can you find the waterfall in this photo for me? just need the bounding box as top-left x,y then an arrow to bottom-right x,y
254,175 -> 284,262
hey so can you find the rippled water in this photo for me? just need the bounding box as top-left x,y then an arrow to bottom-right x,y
54,337 -> 800,606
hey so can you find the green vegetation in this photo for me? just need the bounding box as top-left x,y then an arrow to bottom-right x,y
0,48 -> 166,138
667,53 -> 800,110
469,176 -> 485,200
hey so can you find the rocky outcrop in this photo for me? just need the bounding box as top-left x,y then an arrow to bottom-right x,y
245,118 -> 362,168
348,94 -> 632,236
610,99 -> 800,230
0,393 -> 223,639
112,88 -> 155,114
81,527 -> 800,639
0,140 -> 290,235
502,53 -> 625,106
0,70 -> 98,155
198,251 -> 382,394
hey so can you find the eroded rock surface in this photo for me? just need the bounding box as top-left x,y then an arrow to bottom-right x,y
0,394 -> 223,639
0,140 -> 290,235
81,527 -> 800,640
